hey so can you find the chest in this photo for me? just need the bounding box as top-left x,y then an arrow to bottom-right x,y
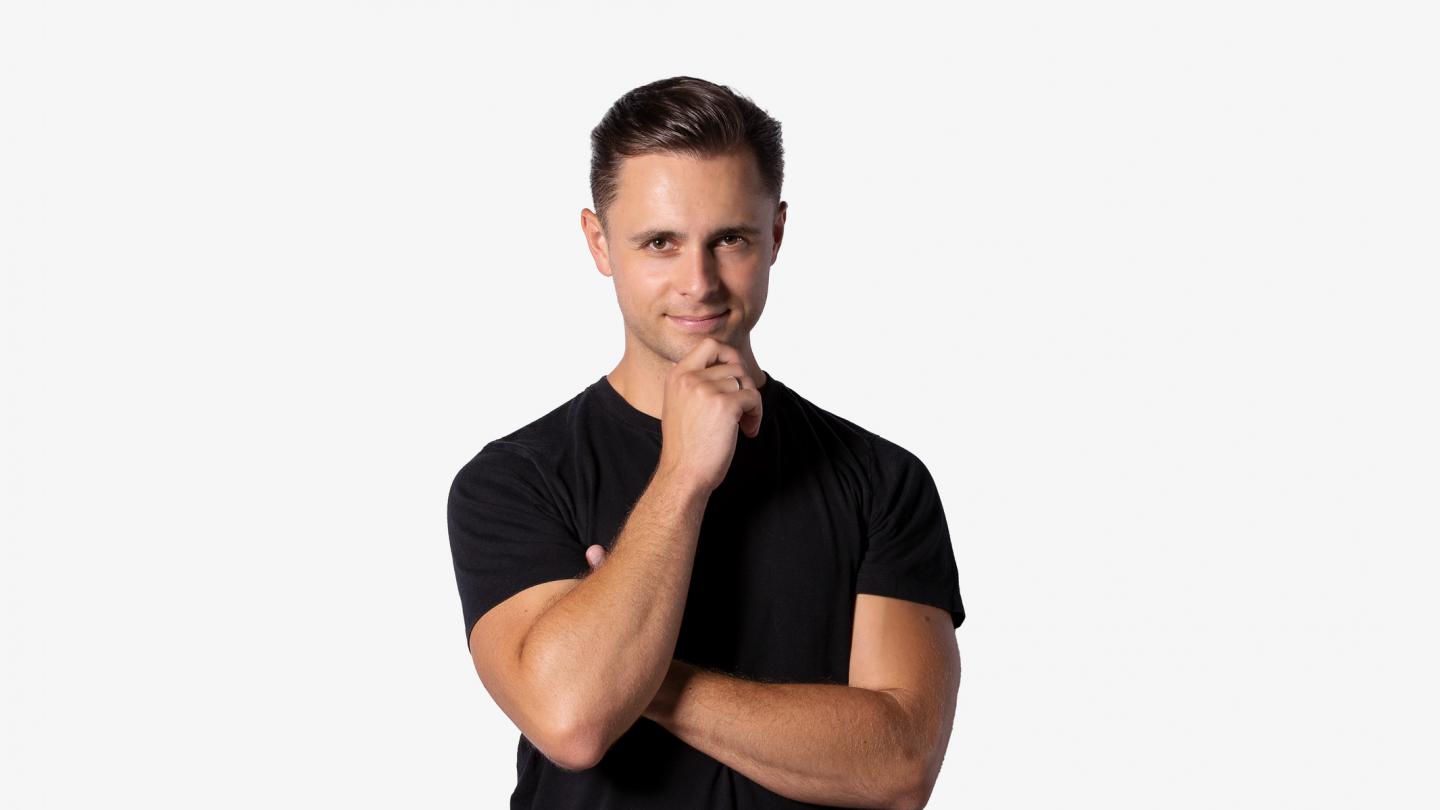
578,431 -> 869,682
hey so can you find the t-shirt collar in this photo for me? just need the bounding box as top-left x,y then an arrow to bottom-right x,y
592,369 -> 779,436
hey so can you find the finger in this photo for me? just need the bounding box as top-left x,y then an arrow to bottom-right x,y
739,395 -> 763,438
698,363 -> 756,392
694,363 -> 763,434
674,337 -> 743,375
738,390 -> 763,438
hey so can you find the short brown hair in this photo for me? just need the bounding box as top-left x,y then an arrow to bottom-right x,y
589,76 -> 785,231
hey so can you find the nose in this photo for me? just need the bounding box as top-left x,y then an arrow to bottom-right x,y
674,247 -> 722,299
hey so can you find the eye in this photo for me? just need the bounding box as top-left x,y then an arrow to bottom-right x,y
717,234 -> 747,247
646,237 -> 670,251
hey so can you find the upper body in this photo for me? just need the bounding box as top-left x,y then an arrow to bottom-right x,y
448,369 -> 964,808
447,75 -> 965,809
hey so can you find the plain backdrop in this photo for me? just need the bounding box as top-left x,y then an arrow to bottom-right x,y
3,1 -> 1437,807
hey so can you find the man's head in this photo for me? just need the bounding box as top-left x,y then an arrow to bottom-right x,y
581,76 -> 787,376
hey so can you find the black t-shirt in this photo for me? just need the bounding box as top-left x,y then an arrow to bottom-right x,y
447,370 -> 965,809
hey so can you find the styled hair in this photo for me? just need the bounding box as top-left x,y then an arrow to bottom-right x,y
589,76 -> 785,232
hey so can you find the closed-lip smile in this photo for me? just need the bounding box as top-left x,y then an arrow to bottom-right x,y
666,310 -> 729,331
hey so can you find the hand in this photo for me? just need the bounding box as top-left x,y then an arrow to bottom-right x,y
657,337 -> 764,495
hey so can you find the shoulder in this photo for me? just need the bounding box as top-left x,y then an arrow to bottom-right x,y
774,381 -> 943,528
864,431 -> 932,478
451,382 -> 600,490
770,378 -> 874,462
773,378 -> 929,475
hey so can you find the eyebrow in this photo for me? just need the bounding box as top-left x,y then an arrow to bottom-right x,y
627,224 -> 762,248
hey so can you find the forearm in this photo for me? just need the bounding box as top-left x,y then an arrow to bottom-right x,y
643,661 -> 922,809
519,465 -> 709,758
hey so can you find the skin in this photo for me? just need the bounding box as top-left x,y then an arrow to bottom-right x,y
565,149 -> 959,807
580,148 -> 787,421
468,143 -> 958,806
472,152 -> 787,777
475,152 -> 785,776
582,544 -> 960,809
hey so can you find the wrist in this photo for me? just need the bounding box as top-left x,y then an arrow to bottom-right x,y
651,461 -> 714,503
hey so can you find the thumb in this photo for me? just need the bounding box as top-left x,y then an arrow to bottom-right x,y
585,544 -> 607,570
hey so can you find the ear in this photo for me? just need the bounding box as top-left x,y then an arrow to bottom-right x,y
770,200 -> 787,265
581,208 -> 615,278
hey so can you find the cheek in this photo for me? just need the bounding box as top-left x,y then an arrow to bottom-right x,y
613,274 -> 667,315
744,288 -> 768,326
748,280 -> 770,325
733,263 -> 768,302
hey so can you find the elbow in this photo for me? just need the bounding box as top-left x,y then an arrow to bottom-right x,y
517,658 -> 606,770
888,757 -> 937,810
538,711 -> 608,772
890,783 -> 933,810
541,684 -> 651,772
547,741 -> 603,773
890,785 -> 933,810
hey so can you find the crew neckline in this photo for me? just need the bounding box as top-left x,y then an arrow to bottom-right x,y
592,370 -> 780,436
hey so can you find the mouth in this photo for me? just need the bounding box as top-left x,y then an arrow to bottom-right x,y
666,310 -> 730,332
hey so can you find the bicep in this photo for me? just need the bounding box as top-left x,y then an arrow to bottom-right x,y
448,444 -> 590,647
848,594 -> 961,760
469,577 -> 585,759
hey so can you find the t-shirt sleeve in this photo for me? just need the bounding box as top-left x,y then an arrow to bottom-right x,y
447,441 -> 589,650
856,434 -> 967,629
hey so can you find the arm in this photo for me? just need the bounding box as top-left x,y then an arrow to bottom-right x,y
517,464 -> 709,768
642,662 -> 920,809
520,341 -> 763,767
642,594 -> 961,810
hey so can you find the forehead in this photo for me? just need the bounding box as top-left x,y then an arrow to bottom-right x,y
610,150 -> 767,222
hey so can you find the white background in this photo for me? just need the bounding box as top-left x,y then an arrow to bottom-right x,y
3,1 -> 1437,807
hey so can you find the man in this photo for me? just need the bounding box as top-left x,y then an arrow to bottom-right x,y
447,75 -> 965,809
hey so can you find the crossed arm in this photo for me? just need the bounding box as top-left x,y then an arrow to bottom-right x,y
586,546 -> 963,810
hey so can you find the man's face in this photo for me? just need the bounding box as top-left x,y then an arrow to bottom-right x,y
582,149 -> 786,369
